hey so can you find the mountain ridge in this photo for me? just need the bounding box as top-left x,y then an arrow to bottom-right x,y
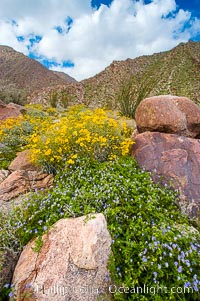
82,41 -> 200,108
0,45 -> 77,103
0,41 -> 199,107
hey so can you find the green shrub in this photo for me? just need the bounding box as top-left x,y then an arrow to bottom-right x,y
1,157 -> 199,300
48,89 -> 70,108
0,84 -> 27,106
0,106 -> 55,169
49,90 -> 58,108
0,120 -> 34,169
60,89 -> 70,108
0,210 -> 19,300
116,76 -> 155,119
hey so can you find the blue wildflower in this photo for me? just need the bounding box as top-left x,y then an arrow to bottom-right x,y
184,282 -> 191,287
4,284 -> 9,288
142,256 -> 147,262
178,266 -> 182,273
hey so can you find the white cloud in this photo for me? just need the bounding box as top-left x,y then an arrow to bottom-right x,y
0,0 -> 200,80
0,20 -> 28,53
0,0 -> 91,22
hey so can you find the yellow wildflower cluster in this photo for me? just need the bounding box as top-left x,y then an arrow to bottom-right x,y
0,104 -> 134,169
0,116 -> 23,136
0,105 -> 55,168
28,105 -> 134,167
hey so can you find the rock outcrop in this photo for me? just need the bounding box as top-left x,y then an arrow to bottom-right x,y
132,94 -> 200,219
0,170 -> 53,203
0,169 -> 10,184
135,95 -> 200,138
0,101 -> 26,121
0,150 -> 53,204
132,131 -> 200,218
8,150 -> 38,172
12,214 -> 112,301
27,83 -> 85,106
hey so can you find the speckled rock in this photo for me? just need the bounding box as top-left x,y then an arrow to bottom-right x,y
12,214 -> 112,301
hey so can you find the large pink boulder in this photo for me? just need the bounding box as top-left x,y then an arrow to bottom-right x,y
132,131 -> 200,218
12,214 -> 112,301
135,95 -> 200,138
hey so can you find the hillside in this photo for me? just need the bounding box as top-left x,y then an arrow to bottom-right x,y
53,71 -> 77,83
82,41 -> 200,108
0,42 -> 199,108
0,46 -> 76,103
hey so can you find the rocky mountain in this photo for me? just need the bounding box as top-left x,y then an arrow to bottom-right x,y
1,41 -> 199,108
82,41 -> 200,108
53,71 -> 77,83
0,45 -> 77,104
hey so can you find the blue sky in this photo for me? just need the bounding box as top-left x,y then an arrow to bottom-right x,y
92,0 -> 200,18
92,0 -> 113,9
0,0 -> 199,80
176,0 -> 200,18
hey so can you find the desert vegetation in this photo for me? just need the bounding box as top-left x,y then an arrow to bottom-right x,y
0,104 -> 199,300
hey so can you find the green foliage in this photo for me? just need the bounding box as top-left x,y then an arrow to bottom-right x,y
0,84 -> 27,106
0,210 -> 19,300
0,145 -> 16,170
31,236 -> 43,253
60,89 -> 70,108
0,157 -> 199,300
0,120 -> 33,169
49,89 -> 70,108
49,90 -> 58,108
25,105 -> 48,118
116,76 -> 155,119
0,105 -> 54,169
0,285 -> 12,301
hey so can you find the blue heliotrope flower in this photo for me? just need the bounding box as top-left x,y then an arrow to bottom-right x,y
4,284 -> 9,288
178,266 -> 183,273
184,281 -> 191,287
142,256 -> 147,262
